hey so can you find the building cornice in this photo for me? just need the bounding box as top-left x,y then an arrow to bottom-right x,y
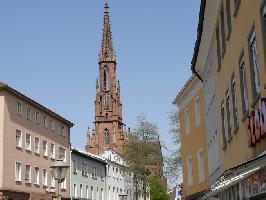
0,81 -> 74,127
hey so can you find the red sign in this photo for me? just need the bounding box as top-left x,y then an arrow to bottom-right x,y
247,99 -> 266,147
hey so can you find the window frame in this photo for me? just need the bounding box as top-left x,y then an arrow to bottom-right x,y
239,52 -> 249,118
43,169 -> 48,186
16,101 -> 22,115
226,0 -> 232,40
58,147 -> 66,162
16,129 -> 22,148
15,161 -> 22,182
231,76 -> 239,131
185,108 -> 190,135
248,27 -> 261,103
50,143 -> 55,159
221,102 -> 227,148
35,111 -> 39,123
226,91 -> 232,141
197,149 -> 205,183
34,167 -> 40,185
187,156 -> 193,187
195,96 -> 201,127
43,140 -> 48,157
25,133 -> 31,151
26,106 -> 31,120
220,4 -> 227,56
34,137 -> 40,154
25,164 -> 31,183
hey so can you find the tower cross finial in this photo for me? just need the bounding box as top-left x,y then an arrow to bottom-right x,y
99,3 -> 116,62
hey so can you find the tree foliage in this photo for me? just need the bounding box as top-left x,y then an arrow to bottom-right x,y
150,176 -> 171,200
164,110 -> 182,187
122,115 -> 161,200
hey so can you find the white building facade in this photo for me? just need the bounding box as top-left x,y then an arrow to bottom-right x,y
101,150 -> 134,200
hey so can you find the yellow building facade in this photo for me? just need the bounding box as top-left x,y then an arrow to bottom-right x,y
174,75 -> 209,200
191,0 -> 266,199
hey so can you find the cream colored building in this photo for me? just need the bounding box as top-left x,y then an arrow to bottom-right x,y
191,0 -> 266,199
173,75 -> 209,200
0,82 -> 74,200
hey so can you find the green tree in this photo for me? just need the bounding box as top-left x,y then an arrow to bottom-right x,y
164,110 -> 182,187
150,176 -> 171,200
122,115 -> 161,200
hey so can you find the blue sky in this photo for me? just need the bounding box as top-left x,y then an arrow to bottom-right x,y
0,1 -> 200,154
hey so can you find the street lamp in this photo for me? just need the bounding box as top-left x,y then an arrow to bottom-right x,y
50,159 -> 69,200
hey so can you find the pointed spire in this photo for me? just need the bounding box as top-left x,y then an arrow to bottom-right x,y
99,3 -> 116,62
86,126 -> 91,145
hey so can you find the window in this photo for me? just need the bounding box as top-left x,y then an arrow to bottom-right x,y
51,173 -> 55,188
101,188 -> 104,200
86,185 -> 89,199
231,78 -> 239,130
43,140 -> 48,157
226,0 -> 232,38
103,68 -> 110,91
198,149 -> 205,183
43,169 -> 48,186
34,137 -> 40,154
187,156 -> 193,187
50,143 -> 55,159
195,96 -> 201,126
16,101 -> 22,115
43,116 -> 47,127
61,179 -> 66,190
234,0 -> 241,14
15,162 -> 22,182
263,2 -> 266,18
82,162 -> 88,176
91,186 -> 94,200
74,184 -> 77,198
59,125 -> 64,136
80,184 -> 83,198
35,112 -> 39,123
220,5 -> 226,54
101,168 -> 104,179
72,159 -> 77,173
185,108 -> 190,134
25,165 -> 31,183
34,167 -> 39,185
59,147 -> 66,162
26,107 -> 31,119
104,93 -> 110,110
93,166 -> 97,178
16,129 -> 22,148
51,120 -> 56,131
249,29 -> 260,99
25,133 -> 31,151
216,26 -> 222,70
226,92 -> 232,140
104,129 -> 110,144
221,103 -> 227,147
239,55 -> 249,115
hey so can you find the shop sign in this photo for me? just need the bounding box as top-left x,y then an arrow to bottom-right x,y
247,98 -> 266,147
243,167 -> 266,198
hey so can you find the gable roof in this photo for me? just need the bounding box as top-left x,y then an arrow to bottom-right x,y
0,81 -> 74,127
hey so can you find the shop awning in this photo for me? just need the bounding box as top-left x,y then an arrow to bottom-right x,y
201,151 -> 266,199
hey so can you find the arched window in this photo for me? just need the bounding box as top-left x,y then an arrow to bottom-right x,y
103,68 -> 110,91
104,129 -> 110,144
104,93 -> 110,110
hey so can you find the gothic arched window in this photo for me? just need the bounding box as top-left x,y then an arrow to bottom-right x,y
104,93 -> 110,110
104,129 -> 110,144
103,67 -> 110,91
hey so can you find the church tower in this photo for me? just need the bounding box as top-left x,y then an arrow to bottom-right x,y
86,3 -> 126,155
